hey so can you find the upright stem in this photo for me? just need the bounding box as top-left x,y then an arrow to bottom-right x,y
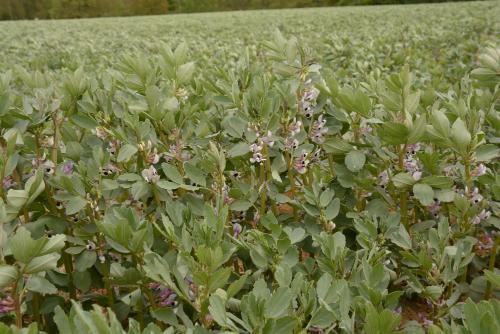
13,281 -> 22,328
485,237 -> 499,299
32,292 -> 41,326
399,144 -> 408,227
259,161 -> 267,216
63,252 -> 77,300
52,111 -> 59,164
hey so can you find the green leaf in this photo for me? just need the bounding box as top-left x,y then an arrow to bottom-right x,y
325,198 -> 340,220
408,114 -> 426,143
228,142 -> 250,157
344,150 -> 365,172
230,199 -> 252,211
25,253 -> 61,274
451,118 -> 471,153
71,113 -> 98,130
75,251 -> 97,272
117,144 -> 138,162
405,91 -> 420,114
275,263 -> 292,287
184,163 -> 206,187
476,144 -> 500,162
413,183 -> 434,206
319,189 -> 335,208
156,180 -> 180,190
161,163 -> 183,184
392,173 -> 416,188
323,137 -> 352,155
176,62 -> 195,84
0,265 -> 18,288
227,273 -> 248,299
10,227 -> 43,263
379,122 -> 409,145
264,287 -> 292,319
66,197 -> 87,215
421,176 -> 453,189
7,189 -> 28,208
208,294 -> 229,327
26,275 -> 58,294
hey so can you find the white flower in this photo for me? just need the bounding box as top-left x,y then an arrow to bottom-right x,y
142,166 -> 160,183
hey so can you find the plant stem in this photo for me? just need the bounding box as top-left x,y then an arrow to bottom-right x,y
485,237 -> 499,299
52,110 -> 59,164
13,281 -> 22,328
151,183 -> 162,207
32,292 -> 41,325
259,162 -> 267,216
399,144 -> 408,227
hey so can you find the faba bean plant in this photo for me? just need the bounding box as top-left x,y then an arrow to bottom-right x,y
0,2 -> 499,334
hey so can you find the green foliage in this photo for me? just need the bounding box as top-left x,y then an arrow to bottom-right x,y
0,2 -> 498,333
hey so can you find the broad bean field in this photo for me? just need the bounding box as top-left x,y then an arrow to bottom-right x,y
0,2 -> 499,333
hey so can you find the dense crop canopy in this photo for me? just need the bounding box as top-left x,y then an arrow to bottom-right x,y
0,2 -> 499,333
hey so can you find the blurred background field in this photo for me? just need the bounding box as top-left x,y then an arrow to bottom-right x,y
0,0 -> 484,20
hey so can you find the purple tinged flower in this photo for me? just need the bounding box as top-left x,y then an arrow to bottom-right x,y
378,170 -> 389,189
222,184 -> 233,205
310,114 -> 328,144
470,187 -> 483,204
294,150 -> 310,174
261,131 -> 275,147
428,199 -> 441,218
311,148 -> 322,163
475,231 -> 494,257
288,118 -> 302,136
2,176 -> 15,190
93,127 -> 108,139
141,166 -> 160,183
443,165 -> 456,177
403,154 -> 421,180
43,160 -> 56,175
61,160 -> 74,175
360,126 -> 373,136
302,87 -> 319,102
284,137 -> 299,151
102,163 -> 119,176
406,143 -> 421,156
472,209 -> 491,225
249,143 -> 262,153
233,223 -> 242,238
107,140 -> 120,157
150,283 -> 178,307
471,163 -> 487,177
0,295 -> 14,314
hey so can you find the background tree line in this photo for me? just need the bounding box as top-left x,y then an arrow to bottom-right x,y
0,0 -> 475,20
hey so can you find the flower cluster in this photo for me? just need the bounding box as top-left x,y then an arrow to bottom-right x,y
0,294 -> 14,314
2,176 -> 15,190
294,150 -> 310,174
150,283 -> 177,307
472,209 -> 491,225
404,143 -> 422,180
310,114 -> 328,144
284,118 -> 302,151
471,163 -> 487,177
141,165 -> 160,183
61,160 -> 74,175
107,139 -> 121,157
299,84 -> 319,118
249,130 -> 274,165
139,141 -> 160,164
474,231 -> 494,257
